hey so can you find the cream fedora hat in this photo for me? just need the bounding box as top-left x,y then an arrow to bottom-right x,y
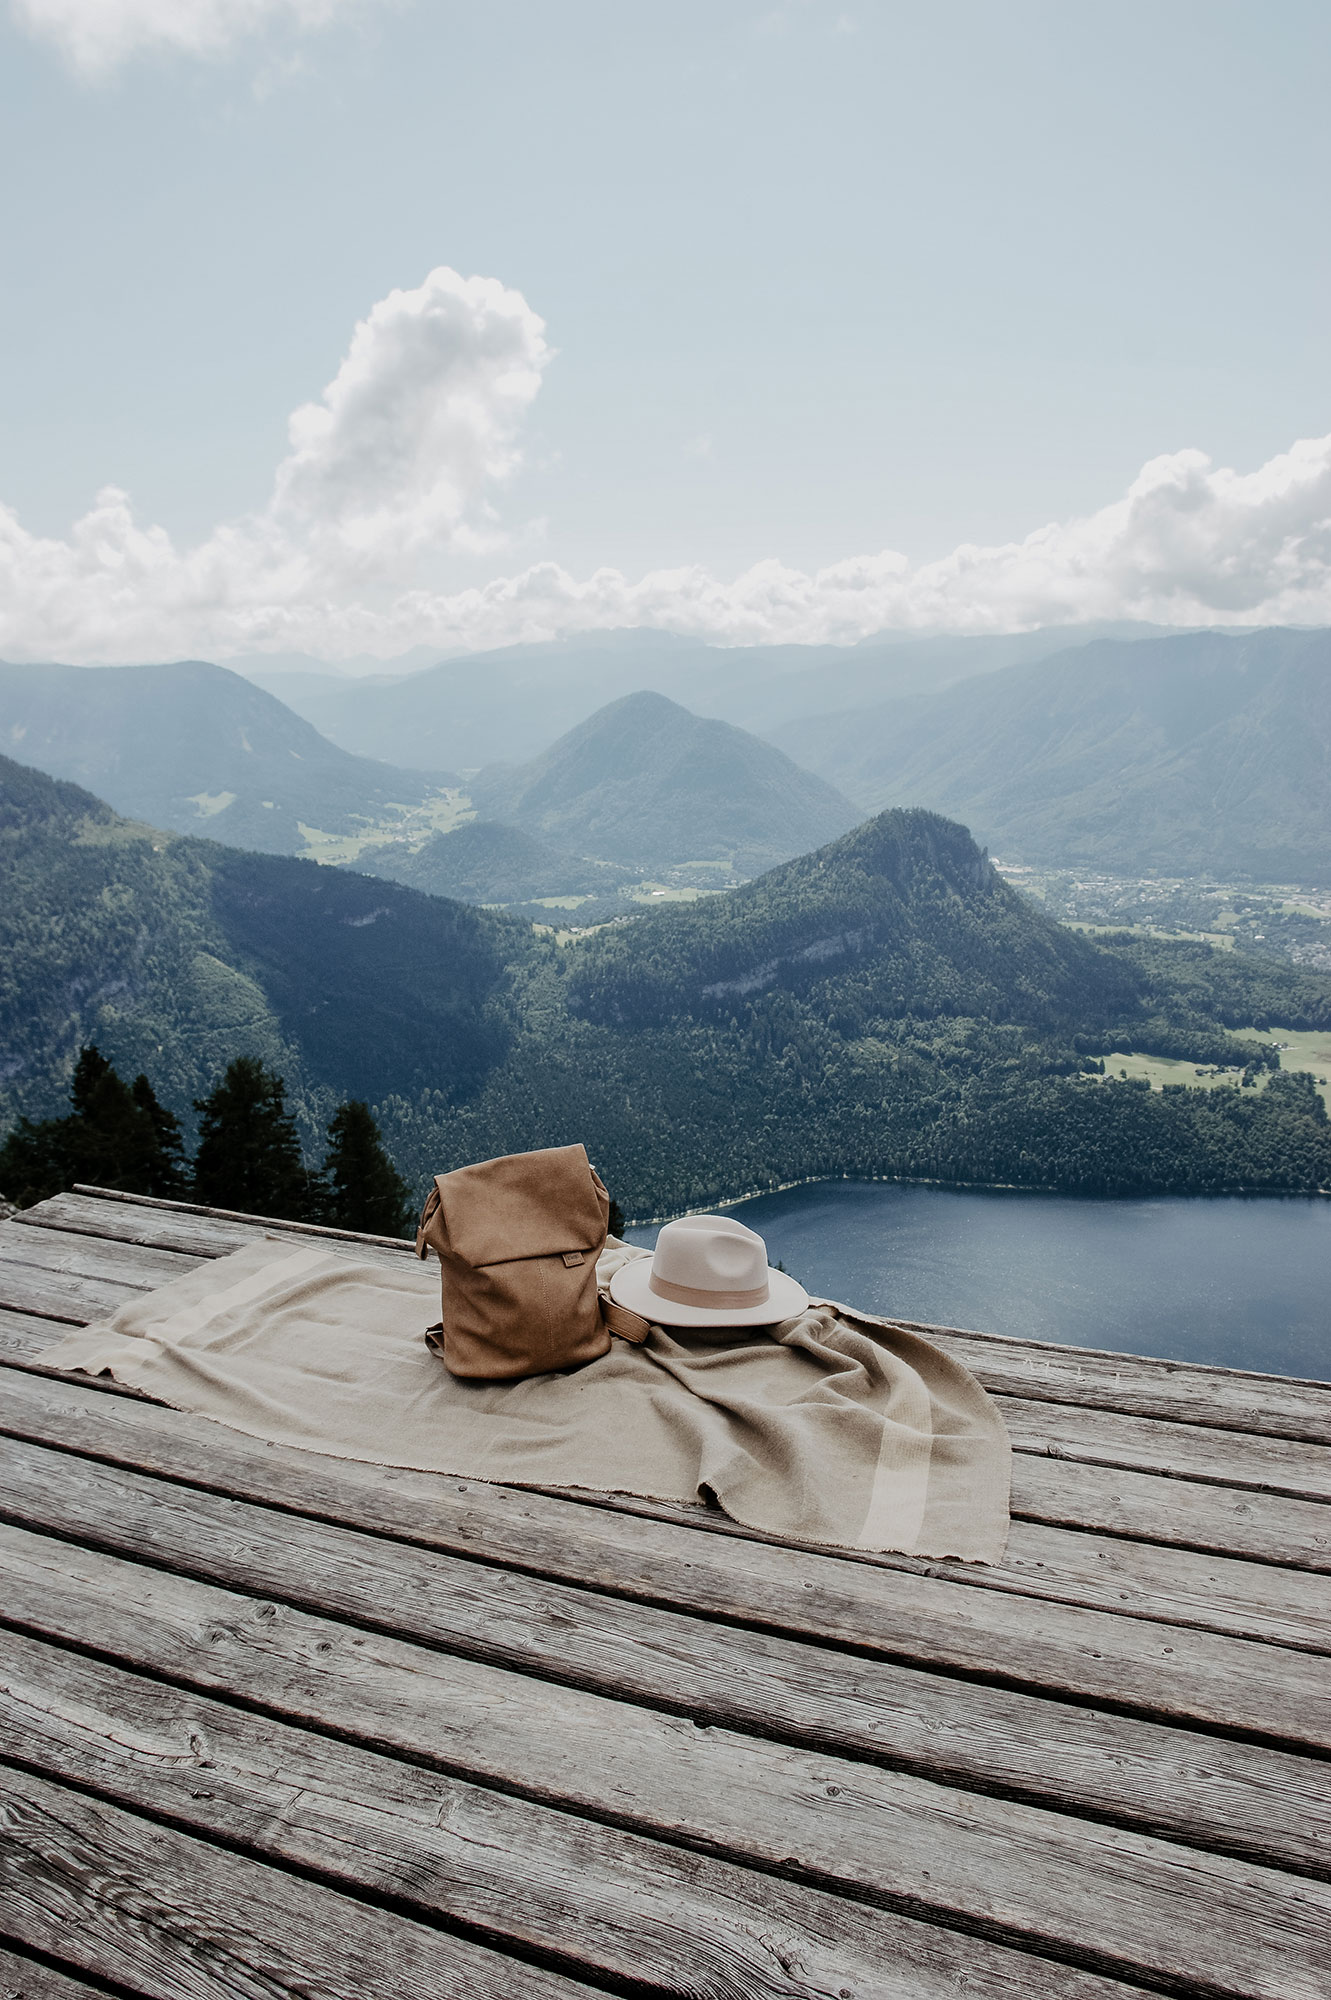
608,1213 -> 808,1328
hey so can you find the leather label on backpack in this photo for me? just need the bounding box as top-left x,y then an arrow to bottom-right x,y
562,1251 -> 585,1267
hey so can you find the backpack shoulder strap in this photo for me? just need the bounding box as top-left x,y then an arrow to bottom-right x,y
599,1291 -> 652,1345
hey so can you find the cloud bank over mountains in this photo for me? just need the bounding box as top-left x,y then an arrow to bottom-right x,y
2,264 -> 1330,664
10,0 -> 367,74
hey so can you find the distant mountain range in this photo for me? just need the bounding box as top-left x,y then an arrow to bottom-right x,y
7,626 -> 1328,892
0,660 -> 861,893
768,628 -> 1331,883
248,623 -> 1162,772
466,690 -> 862,877
0,659 -> 458,858
4,749 -> 1328,1210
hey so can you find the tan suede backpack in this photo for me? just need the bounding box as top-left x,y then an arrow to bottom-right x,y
415,1143 -> 647,1379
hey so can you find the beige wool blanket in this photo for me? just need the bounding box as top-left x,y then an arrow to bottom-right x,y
38,1238 -> 1011,1563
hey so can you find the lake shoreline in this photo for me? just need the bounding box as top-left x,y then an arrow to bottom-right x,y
623,1169 -> 1331,1228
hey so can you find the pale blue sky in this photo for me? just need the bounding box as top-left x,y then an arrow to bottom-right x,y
1,0 -> 1328,660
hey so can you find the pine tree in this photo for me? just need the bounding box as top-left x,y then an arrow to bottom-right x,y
68,1046 -> 141,1184
0,1046 -> 188,1208
130,1073 -> 188,1197
193,1057 -> 314,1221
0,1113 -> 66,1210
320,1100 -> 413,1237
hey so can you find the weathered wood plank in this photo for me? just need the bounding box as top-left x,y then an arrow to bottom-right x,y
72,1179 -> 417,1249
0,1629 -> 1159,2000
1010,1455 -> 1331,1570
2,1528 -> 1327,2000
557,1477 -> 1331,1655
21,1187 -> 415,1272
0,1312 -> 64,1366
5,1337 -> 1327,1657
0,1220 -> 192,1290
1,1369 -> 1326,1760
0,1764 -> 594,2000
0,1944 -> 107,2000
901,1317 -> 1331,1444
2,1440 -> 1330,1865
1001,1394 -> 1331,1502
0,1259 -> 139,1325
967,1514 -> 1331,1647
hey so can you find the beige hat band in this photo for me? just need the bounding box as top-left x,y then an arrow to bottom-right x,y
649,1271 -> 770,1311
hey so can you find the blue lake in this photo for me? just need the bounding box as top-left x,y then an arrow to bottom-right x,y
626,1181 -> 1331,1381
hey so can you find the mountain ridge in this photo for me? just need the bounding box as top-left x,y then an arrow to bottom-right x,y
246,622 -> 1172,771
767,627 -> 1331,881
0,658 -> 460,859
3,751 -> 1328,1211
468,689 -> 863,875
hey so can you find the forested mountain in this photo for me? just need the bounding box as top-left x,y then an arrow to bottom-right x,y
0,659 -> 458,857
469,691 -> 863,875
769,627 -> 1331,881
353,818 -> 630,904
3,752 -> 1328,1211
0,754 -> 521,1144
250,622 -> 1162,772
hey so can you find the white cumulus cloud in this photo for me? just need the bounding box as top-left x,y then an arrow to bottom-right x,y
271,269 -> 550,567
1,263 -> 1329,665
9,0 -> 371,74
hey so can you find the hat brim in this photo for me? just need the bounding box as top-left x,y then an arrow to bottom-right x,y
609,1254 -> 809,1328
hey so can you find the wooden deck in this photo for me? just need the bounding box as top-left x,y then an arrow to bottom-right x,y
0,1185 -> 1328,1999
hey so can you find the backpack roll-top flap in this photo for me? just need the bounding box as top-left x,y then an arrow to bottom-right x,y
430,1143 -> 608,1267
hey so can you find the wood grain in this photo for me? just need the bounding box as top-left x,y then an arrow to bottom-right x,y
19,1188 -> 414,1277
6,1346 -> 1329,1670
906,1319 -> 1331,1444
0,1220 -> 190,1290
0,1313 -> 68,1366
3,1521 -> 1328,1888
7,1192 -> 1328,2000
1,1454 -> 1329,1884
1001,1393 -> 1331,1501
0,1764 -> 594,2000
0,1368 -> 1326,1753
0,1627 -> 1158,2000
1010,1453 -> 1331,1569
0,1944 -> 108,2000
0,1258 -> 138,1326
2,1525 -> 1327,2000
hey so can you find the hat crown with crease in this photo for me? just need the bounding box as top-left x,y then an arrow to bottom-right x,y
653,1214 -> 768,1302
607,1211 -> 809,1327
